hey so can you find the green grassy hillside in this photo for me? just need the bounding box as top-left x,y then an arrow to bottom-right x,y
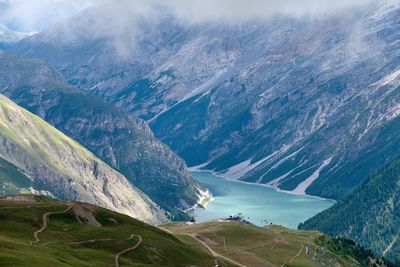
165,221 -> 392,267
0,195 -> 393,267
0,196 -> 223,267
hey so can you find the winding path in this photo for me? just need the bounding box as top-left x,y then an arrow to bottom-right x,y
159,227 -> 245,267
184,233 -> 247,267
115,234 -> 143,267
281,243 -> 304,267
0,205 -> 56,209
32,203 -> 74,243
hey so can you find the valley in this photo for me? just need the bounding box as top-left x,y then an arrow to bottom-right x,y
0,0 -> 399,265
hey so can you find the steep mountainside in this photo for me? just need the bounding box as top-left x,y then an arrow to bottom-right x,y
0,94 -> 166,224
9,1 -> 400,200
300,156 -> 400,264
0,195 -> 392,267
0,54 -> 205,216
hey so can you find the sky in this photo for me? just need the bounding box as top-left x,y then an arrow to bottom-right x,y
0,0 -> 392,32
0,0 -> 103,31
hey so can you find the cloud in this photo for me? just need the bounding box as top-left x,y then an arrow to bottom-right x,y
0,0 -> 105,31
1,0 -> 392,32
2,0 -> 397,60
161,0 -> 376,22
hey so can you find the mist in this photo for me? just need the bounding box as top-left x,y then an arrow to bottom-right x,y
2,0 -> 396,32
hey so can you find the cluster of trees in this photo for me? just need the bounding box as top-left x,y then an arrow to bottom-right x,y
300,156 -> 400,265
316,236 -> 397,267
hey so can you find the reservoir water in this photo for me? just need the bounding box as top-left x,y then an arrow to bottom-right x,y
192,171 -> 334,229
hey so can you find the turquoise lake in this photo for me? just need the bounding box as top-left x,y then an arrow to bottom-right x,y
192,171 -> 334,229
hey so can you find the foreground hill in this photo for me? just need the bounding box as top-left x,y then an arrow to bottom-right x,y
0,195 -> 219,267
165,222 -> 394,267
8,1 -> 400,200
0,94 -> 165,224
0,195 -> 391,267
0,53 -> 205,217
300,156 -> 400,264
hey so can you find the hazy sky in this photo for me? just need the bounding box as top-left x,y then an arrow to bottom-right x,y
0,0 -> 397,32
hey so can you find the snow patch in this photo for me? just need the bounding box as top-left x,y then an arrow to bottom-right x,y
267,160 -> 308,188
28,187 -> 56,198
256,146 -> 305,183
218,145 -> 291,180
187,161 -> 211,171
292,157 -> 333,195
372,69 -> 400,88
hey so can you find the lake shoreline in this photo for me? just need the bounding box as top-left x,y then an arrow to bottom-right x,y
188,167 -> 337,203
189,171 -> 334,228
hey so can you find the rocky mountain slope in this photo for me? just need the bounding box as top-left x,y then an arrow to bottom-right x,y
8,1 -> 400,200
300,155 -> 400,264
0,94 -> 166,224
0,53 -> 205,217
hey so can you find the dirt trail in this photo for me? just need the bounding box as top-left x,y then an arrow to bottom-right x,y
223,237 -> 227,252
32,203 -> 74,243
115,234 -> 142,267
281,243 -> 304,267
159,227 -> 245,267
185,233 -> 247,267
0,205 -> 56,209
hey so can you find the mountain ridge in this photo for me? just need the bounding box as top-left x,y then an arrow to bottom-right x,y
0,93 -> 166,224
0,53 -> 205,217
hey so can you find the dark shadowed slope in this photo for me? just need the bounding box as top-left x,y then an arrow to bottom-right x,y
300,156 -> 400,264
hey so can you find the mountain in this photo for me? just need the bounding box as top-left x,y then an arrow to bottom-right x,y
0,93 -> 166,224
8,1 -> 400,200
0,53 -> 206,217
299,155 -> 400,264
0,24 -> 29,49
0,195 -> 393,267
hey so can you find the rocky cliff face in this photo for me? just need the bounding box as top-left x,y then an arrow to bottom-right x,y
0,54 -> 202,215
0,94 -> 166,224
8,1 -> 400,199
